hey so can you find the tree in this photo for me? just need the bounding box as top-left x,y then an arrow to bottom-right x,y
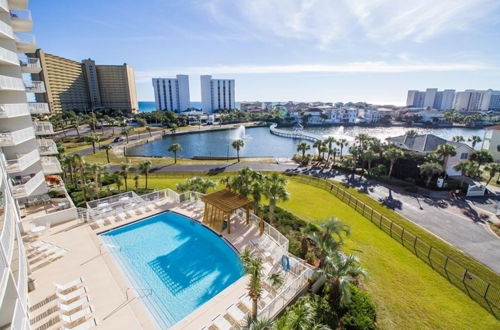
453,136 -> 465,143
146,126 -> 152,137
170,124 -> 177,134
264,173 -> 289,225
120,164 -> 131,191
176,177 -> 216,193
232,139 -> 245,162
470,150 -> 493,166
122,127 -> 131,144
406,130 -> 418,137
468,135 -> 482,149
324,137 -> 336,162
420,161 -> 442,187
297,142 -> 311,158
362,150 -> 378,174
320,145 -> 329,161
168,143 -> 182,164
242,315 -> 274,330
138,160 -> 152,189
136,118 -> 147,127
241,249 -> 264,318
112,171 -> 123,192
85,134 -> 100,154
453,161 -> 471,187
133,175 -> 140,191
336,139 -> 348,160
100,144 -> 112,163
383,147 -> 404,178
309,218 -> 350,266
484,163 -> 500,186
313,140 -> 324,159
436,144 -> 457,171
250,179 -> 265,214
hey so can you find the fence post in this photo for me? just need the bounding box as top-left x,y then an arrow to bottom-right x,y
389,221 -> 393,236
379,214 -> 383,228
348,194 -> 351,204
354,199 -> 358,210
443,256 -> 450,280
362,203 -> 365,216
401,227 -> 405,244
427,246 -> 433,268
413,236 -> 418,255
370,208 -> 374,222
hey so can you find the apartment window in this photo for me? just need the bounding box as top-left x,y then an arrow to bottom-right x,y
223,81 -> 226,109
460,152 -> 468,159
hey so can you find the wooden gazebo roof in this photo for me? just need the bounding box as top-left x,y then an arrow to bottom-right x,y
201,189 -> 253,212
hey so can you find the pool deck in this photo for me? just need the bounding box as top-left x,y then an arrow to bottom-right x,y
26,198 -> 300,329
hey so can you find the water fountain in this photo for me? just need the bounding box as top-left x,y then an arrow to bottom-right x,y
237,125 -> 246,139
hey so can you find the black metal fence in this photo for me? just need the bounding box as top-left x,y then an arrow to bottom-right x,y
288,174 -> 500,319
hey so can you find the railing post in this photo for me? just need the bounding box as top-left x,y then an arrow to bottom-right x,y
389,221 -> 393,236
413,236 -> 418,254
427,246 -> 433,267
370,208 -> 374,222
401,227 -> 405,244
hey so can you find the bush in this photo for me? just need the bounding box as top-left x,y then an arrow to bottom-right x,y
340,285 -> 377,330
48,190 -> 65,198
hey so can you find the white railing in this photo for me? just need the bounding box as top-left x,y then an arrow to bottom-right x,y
33,121 -> 54,135
0,19 -> 14,39
20,57 -> 40,71
10,9 -> 32,22
0,75 -> 25,91
0,47 -> 19,65
28,102 -> 49,114
269,123 -> 320,142
0,0 -> 8,13
41,156 -> 62,174
14,33 -> 36,50
0,201 -> 14,262
12,171 -> 44,198
6,149 -> 40,173
37,138 -> 58,155
24,80 -> 45,93
0,127 -> 35,147
0,103 -> 30,118
17,230 -> 27,309
239,209 -> 290,252
11,299 -> 28,330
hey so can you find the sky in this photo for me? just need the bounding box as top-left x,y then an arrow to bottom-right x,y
31,0 -> 500,105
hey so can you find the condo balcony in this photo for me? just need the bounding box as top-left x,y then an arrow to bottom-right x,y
0,75 -> 25,91
6,0 -> 28,11
11,171 -> 45,198
20,57 -> 41,73
28,102 -> 49,115
10,10 -> 32,32
24,80 -> 45,93
0,48 -> 19,66
6,149 -> 40,173
37,139 -> 58,155
14,33 -> 36,53
0,0 -> 8,13
32,121 -> 54,135
0,103 -> 30,118
41,156 -> 62,175
0,19 -> 14,39
0,127 -> 35,146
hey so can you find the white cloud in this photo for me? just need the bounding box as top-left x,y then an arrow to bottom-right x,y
135,61 -> 488,83
204,0 -> 500,47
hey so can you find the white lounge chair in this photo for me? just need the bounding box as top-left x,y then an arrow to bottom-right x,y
54,277 -> 84,292
212,315 -> 232,330
60,306 -> 93,323
226,304 -> 246,324
47,249 -> 66,262
59,296 -> 90,313
27,240 -> 47,251
62,318 -> 97,330
57,287 -> 87,302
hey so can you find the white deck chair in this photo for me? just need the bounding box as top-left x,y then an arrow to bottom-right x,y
54,277 -> 84,292
60,306 -> 93,323
61,318 -> 97,330
59,296 -> 90,313
29,245 -> 58,259
226,304 -> 246,325
212,315 -> 232,330
57,287 -> 87,302
27,240 -> 47,251
47,249 -> 66,262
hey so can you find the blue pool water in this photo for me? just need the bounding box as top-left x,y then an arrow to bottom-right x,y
100,212 -> 244,328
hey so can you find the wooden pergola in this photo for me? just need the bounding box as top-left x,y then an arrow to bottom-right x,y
201,189 -> 253,234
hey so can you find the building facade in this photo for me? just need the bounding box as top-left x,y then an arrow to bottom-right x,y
406,89 -> 455,110
32,53 -> 138,113
200,75 -> 235,113
152,75 -> 190,112
482,125 -> 500,162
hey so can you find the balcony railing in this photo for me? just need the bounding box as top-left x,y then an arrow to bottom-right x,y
10,9 -> 32,33
0,75 -> 25,91
0,103 -> 30,118
0,200 -> 14,265
6,149 -> 40,173
14,33 -> 36,53
24,80 -> 45,93
11,299 -> 28,330
37,139 -> 58,155
12,171 -> 45,198
0,19 -> 14,39
33,121 -> 54,135
17,231 -> 27,309
0,127 -> 35,146
20,57 -> 41,73
0,47 -> 19,65
0,0 -> 8,13
41,156 -> 62,175
28,102 -> 49,114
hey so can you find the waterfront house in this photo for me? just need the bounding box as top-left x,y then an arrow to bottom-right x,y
482,125 -> 500,162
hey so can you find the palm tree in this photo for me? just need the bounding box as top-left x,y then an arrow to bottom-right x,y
232,139 -> 245,162
100,144 -> 112,163
313,140 -> 323,159
264,173 -> 289,225
138,160 -> 152,189
146,126 -> 152,137
242,315 -> 274,330
133,175 -> 140,190
470,150 -> 493,166
331,148 -> 338,165
250,180 -> 265,214
112,172 -> 123,192
168,143 -> 182,163
274,299 -> 316,330
336,138 -> 348,159
420,161 -> 442,187
484,163 -> 500,186
122,127 -> 131,144
362,149 -> 378,174
240,249 -> 264,318
324,136 -> 336,162
120,164 -> 131,190
468,135 -> 482,149
406,130 -> 418,137
72,154 -> 85,189
296,142 -> 311,158
453,161 -> 471,187
436,144 -> 457,171
384,147 -> 404,178
320,145 -> 329,161
453,136 -> 465,143
85,134 -> 100,154
355,133 -> 370,150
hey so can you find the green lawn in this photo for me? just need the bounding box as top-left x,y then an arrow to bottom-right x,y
126,173 -> 499,329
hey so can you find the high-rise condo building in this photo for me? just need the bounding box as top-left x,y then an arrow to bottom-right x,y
200,75 -> 235,113
406,89 -> 455,110
152,75 -> 190,112
31,51 -> 138,113
453,89 -> 500,111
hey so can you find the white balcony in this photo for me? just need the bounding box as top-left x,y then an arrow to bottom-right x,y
0,0 -> 8,13
10,10 -> 32,32
6,149 -> 40,173
7,0 -> 28,11
41,156 -> 62,175
0,127 -> 35,146
0,103 -> 30,118
37,139 -> 58,155
24,80 -> 45,93
0,75 -> 25,91
14,33 -> 36,53
11,171 -> 45,198
0,19 -> 14,39
0,48 -> 19,66
20,57 -> 41,73
28,102 -> 49,115
33,121 -> 54,135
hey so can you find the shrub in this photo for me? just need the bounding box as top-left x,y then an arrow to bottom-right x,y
48,190 -> 65,198
340,285 -> 377,330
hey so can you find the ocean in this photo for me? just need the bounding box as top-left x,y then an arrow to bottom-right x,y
138,101 -> 239,112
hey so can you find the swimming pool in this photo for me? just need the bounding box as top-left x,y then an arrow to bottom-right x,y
100,212 -> 244,328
